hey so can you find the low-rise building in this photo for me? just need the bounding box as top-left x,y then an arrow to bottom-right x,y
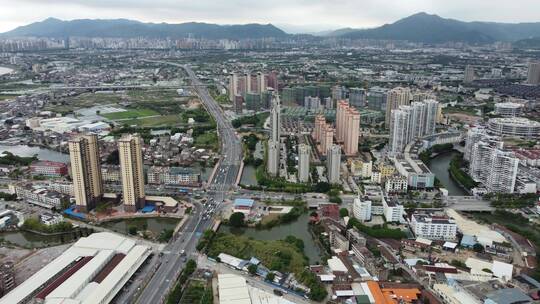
383,197 -> 405,223
147,166 -> 200,186
353,198 -> 372,222
385,176 -> 408,193
410,213 -> 457,240
30,161 -> 68,177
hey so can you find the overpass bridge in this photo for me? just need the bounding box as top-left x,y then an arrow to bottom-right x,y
445,196 -> 494,211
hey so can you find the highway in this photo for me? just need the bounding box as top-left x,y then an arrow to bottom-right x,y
135,62 -> 243,303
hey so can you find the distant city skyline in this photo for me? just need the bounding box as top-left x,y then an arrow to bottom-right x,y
1,0 -> 540,33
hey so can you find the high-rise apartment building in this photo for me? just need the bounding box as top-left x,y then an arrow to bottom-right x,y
388,107 -> 411,155
527,62 -> 540,85
244,72 -> 252,94
119,134 -> 146,212
385,87 -> 411,128
69,134 -> 103,212
320,125 -> 334,156
233,94 -> 244,114
270,93 -> 281,143
327,144 -> 341,184
332,85 -> 347,102
267,93 -> 281,176
312,115 -> 326,143
469,139 -> 518,194
257,72 -> 266,93
228,73 -> 238,101
267,139 -> 279,176
335,100 -> 360,155
336,100 -> 349,142
464,65 -> 475,83
349,88 -> 367,108
266,71 -> 278,90
298,144 -> 310,183
388,100 -> 439,155
343,108 -> 360,156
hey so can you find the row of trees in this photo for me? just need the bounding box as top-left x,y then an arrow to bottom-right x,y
448,153 -> 478,190
0,152 -> 37,166
22,218 -> 74,234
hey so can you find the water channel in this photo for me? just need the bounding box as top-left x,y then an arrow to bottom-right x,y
427,151 -> 468,196
219,213 -> 322,263
0,144 -> 69,163
0,230 -> 81,248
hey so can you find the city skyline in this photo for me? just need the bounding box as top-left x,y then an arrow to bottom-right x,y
1,0 -> 540,33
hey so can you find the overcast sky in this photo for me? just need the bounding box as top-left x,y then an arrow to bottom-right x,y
1,0 -> 540,33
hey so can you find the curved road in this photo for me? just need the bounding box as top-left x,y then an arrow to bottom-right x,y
135,62 -> 242,304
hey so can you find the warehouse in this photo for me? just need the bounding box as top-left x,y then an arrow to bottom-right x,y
0,232 -> 151,304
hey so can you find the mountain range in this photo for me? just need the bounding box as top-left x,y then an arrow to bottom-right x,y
2,13 -> 540,44
0,17 -> 287,40
328,13 -> 540,44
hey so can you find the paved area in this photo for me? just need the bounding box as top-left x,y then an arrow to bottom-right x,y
13,244 -> 70,284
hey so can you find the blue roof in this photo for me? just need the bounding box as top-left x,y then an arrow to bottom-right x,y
461,234 -> 477,247
234,198 -> 254,207
141,205 -> 156,213
249,257 -> 261,265
63,207 -> 86,220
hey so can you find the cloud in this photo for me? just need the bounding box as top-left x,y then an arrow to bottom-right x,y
1,0 -> 539,33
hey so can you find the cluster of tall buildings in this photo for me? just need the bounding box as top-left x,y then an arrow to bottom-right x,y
388,98 -> 439,155
311,116 -> 341,183
465,127 -> 519,194
69,133 -> 146,212
229,71 -> 278,113
312,115 -> 335,156
312,100 -> 360,157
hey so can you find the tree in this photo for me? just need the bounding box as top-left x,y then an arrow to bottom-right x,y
473,243 -> 484,253
128,226 -> 138,235
229,212 -> 245,227
313,182 -> 330,193
339,208 -> 349,218
248,264 -> 258,275
266,272 -> 275,281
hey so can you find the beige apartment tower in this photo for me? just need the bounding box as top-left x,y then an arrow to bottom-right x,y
69,134 -> 103,212
344,108 -> 360,156
385,87 -> 411,128
119,134 -> 146,212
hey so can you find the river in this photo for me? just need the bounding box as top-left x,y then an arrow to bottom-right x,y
219,213 -> 322,263
0,144 -> 70,163
0,67 -> 13,76
0,230 -> 80,248
428,151 -> 468,196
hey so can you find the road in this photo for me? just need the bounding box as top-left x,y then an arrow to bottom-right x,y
135,62 -> 243,303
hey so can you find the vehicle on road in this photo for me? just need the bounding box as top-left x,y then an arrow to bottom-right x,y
273,289 -> 283,296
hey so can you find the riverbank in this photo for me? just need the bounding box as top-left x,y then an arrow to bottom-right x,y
427,150 -> 470,196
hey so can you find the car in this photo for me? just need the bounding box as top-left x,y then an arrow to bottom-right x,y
273,289 -> 283,296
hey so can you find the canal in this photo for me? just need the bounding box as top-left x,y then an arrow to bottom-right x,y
0,144 -> 69,163
219,213 -> 322,263
0,230 -> 82,248
427,151 -> 468,196
240,141 -> 264,186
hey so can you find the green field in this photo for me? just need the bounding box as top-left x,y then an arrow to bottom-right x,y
102,108 -> 159,120
207,233 -> 307,275
120,114 -> 184,127
194,132 -> 218,150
